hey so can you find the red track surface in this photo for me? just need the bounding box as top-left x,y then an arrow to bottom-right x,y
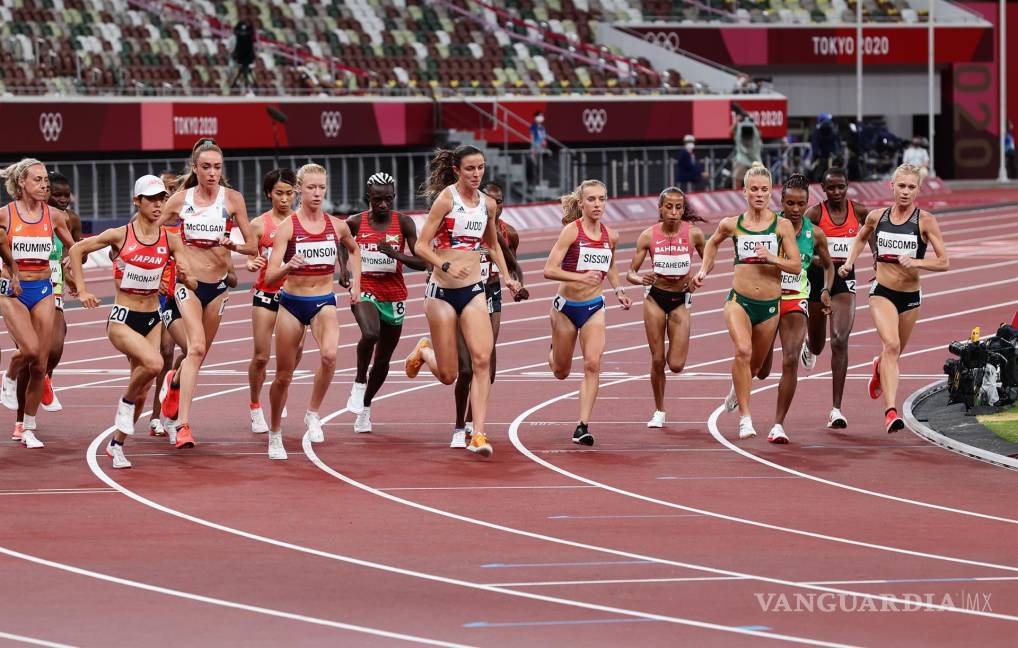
3,188 -> 1018,647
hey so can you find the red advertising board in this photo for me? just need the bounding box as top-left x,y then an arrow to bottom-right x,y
631,25 -> 992,67
0,102 -> 143,153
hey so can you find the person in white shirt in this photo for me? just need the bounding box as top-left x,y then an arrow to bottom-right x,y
901,138 -> 930,181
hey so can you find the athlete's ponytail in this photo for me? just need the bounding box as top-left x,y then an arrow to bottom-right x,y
657,186 -> 706,223
179,139 -> 232,190
560,179 -> 606,225
0,157 -> 45,199
420,145 -> 484,202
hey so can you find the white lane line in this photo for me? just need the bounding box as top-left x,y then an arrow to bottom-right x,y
0,547 -> 467,647
486,575 -> 1018,588
0,630 -> 77,648
379,485 -> 598,491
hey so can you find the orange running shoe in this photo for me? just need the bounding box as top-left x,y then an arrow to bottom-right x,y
467,431 -> 492,458
884,409 -> 904,434
11,422 -> 23,441
868,355 -> 882,400
160,370 -> 180,419
41,376 -> 54,406
174,423 -> 196,449
404,338 -> 431,378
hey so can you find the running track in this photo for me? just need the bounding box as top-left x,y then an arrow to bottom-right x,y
2,190 -> 1018,647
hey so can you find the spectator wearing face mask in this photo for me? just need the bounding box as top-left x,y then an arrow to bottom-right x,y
902,137 -> 930,181
676,135 -> 706,193
528,111 -> 548,183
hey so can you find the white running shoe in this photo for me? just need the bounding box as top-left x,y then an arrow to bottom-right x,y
282,406 -> 288,418
464,421 -> 474,440
800,339 -> 817,371
106,443 -> 132,469
114,399 -> 135,435
305,411 -> 324,443
267,431 -> 287,460
450,428 -> 467,449
162,416 -> 177,446
647,410 -> 666,428
149,418 -> 165,437
250,407 -> 269,434
347,382 -> 367,414
828,408 -> 848,429
354,407 -> 372,433
767,424 -> 789,444
724,387 -> 738,414
738,416 -> 756,440
0,374 -> 16,410
20,430 -> 44,448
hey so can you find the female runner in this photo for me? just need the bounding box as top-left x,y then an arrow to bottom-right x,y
404,146 -> 519,458
839,164 -> 949,433
626,186 -> 705,428
156,139 -> 256,448
69,175 -> 195,468
543,179 -> 631,447
755,174 -> 834,442
344,172 -> 426,433
0,158 -> 75,449
264,163 -> 361,460
692,163 -> 801,440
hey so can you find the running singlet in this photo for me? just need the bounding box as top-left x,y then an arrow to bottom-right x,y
159,222 -> 180,295
732,213 -> 779,265
356,211 -> 407,302
432,186 -> 487,251
779,216 -> 814,298
480,219 -> 511,282
648,220 -> 692,277
284,213 -> 339,276
180,186 -> 228,248
875,207 -> 927,264
818,201 -> 858,263
561,220 -> 612,281
50,232 -> 64,296
113,224 -> 171,295
8,202 -> 53,272
253,214 -> 286,293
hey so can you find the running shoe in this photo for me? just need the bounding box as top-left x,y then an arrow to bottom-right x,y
11,422 -> 23,441
20,430 -> 44,449
40,376 -> 62,412
800,340 -> 817,371
250,406 -> 269,434
468,431 -> 493,457
868,356 -> 882,400
282,406 -> 288,418
174,423 -> 195,449
450,428 -> 467,449
159,370 -> 180,419
738,416 -> 757,440
106,443 -> 132,469
464,421 -> 474,442
149,418 -> 167,437
767,424 -> 789,444
166,420 -> 177,446
354,407 -> 372,433
305,411 -> 324,443
724,386 -> 738,414
885,409 -> 904,434
114,399 -> 135,435
827,408 -> 848,429
347,382 -> 367,414
267,431 -> 287,460
404,338 -> 431,378
647,410 -> 666,428
0,373 -> 16,410
572,423 -> 594,446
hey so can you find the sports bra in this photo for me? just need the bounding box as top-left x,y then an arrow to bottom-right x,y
648,220 -> 692,278
113,224 -> 171,296
875,207 -> 927,264
561,220 -> 612,280
818,201 -> 858,263
180,186 -> 229,248
283,213 -> 339,277
432,186 -> 487,252
7,202 -> 54,272
732,212 -> 779,265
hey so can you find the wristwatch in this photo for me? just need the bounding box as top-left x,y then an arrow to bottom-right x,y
441,261 -> 451,273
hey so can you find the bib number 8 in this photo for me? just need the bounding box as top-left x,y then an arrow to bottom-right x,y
109,304 -> 129,324
395,301 -> 405,316
0,278 -> 10,296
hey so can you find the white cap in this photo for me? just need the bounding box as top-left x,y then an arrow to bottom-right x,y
133,174 -> 167,197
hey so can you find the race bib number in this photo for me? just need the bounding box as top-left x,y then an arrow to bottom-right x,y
0,278 -> 10,296
876,231 -> 918,261
175,285 -> 189,302
49,259 -> 62,284
425,281 -> 439,299
160,309 -> 173,328
11,236 -> 52,262
653,253 -> 691,277
552,294 -> 566,312
479,252 -> 491,281
218,297 -> 228,316
183,212 -> 226,242
781,270 -> 803,294
119,264 -> 163,292
360,249 -> 396,274
394,301 -> 405,316
736,234 -> 777,263
108,304 -> 129,324
452,213 -> 486,239
54,296 -> 63,310
296,240 -> 338,267
576,245 -> 612,272
827,236 -> 854,261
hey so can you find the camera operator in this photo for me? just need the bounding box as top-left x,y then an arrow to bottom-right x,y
731,105 -> 761,189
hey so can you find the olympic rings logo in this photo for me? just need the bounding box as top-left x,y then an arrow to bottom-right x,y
39,112 -> 63,142
320,111 -> 342,138
581,108 -> 607,134
642,31 -> 681,52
